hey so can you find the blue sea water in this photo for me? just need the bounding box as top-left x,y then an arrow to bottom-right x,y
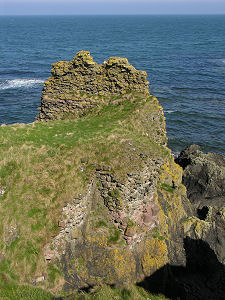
0,15 -> 225,154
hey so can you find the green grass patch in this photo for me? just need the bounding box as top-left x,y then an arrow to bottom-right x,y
161,183 -> 174,193
127,218 -> 135,227
47,264 -> 62,284
152,227 -> 165,241
0,260 -> 18,281
108,227 -> 121,244
95,220 -> 108,228
67,284 -> 170,300
0,280 -> 170,300
109,188 -> 120,198
0,275 -> 52,300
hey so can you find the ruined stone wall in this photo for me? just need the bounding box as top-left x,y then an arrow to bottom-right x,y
37,51 -> 149,121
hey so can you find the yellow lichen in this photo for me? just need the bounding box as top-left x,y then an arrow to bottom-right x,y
109,248 -> 136,282
140,238 -> 168,276
183,216 -> 211,239
86,233 -> 108,247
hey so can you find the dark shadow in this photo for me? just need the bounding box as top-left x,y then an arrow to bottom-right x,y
197,206 -> 209,220
138,237 -> 225,300
53,285 -> 94,300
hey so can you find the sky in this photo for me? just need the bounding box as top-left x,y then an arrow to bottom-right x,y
1,0 -> 225,15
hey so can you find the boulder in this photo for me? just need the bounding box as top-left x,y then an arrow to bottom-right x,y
175,144 -> 225,209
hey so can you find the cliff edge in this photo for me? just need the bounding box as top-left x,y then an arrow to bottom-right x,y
0,52 -> 208,298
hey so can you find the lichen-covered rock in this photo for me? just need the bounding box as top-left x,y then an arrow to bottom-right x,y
33,52 -> 194,293
176,145 -> 225,258
45,156 -> 190,292
39,147 -> 191,292
176,145 -> 225,256
175,144 -> 225,209
170,145 -> 225,299
1,52 -> 224,299
37,51 -> 149,121
175,145 -> 225,266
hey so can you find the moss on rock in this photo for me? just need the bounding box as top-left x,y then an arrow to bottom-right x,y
37,51 -> 149,121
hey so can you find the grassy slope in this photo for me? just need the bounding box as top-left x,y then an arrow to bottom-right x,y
0,93 -> 169,298
0,278 -> 169,300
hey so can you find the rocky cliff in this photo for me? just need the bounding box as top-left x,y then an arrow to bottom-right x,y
37,51 -> 149,121
176,145 -> 225,269
0,51 -> 224,299
35,52 -> 193,293
149,145 -> 225,300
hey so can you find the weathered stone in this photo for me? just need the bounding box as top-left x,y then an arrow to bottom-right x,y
71,227 -> 81,239
175,144 -> 225,209
163,145 -> 225,299
58,220 -> 66,228
32,52 -> 193,294
125,226 -> 137,237
36,51 -> 149,121
44,249 -> 55,261
36,276 -> 45,283
143,214 -> 152,224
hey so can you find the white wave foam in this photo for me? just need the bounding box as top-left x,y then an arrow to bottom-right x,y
165,110 -> 175,114
214,59 -> 225,64
0,79 -> 44,90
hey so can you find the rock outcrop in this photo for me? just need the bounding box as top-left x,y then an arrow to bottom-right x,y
175,144 -> 225,209
35,52 -> 193,292
37,51 -> 149,121
47,158 -> 191,292
175,145 -> 225,265
161,145 -> 225,299
2,51 -> 224,299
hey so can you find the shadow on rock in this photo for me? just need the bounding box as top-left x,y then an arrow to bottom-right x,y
175,144 -> 225,210
138,237 -> 225,300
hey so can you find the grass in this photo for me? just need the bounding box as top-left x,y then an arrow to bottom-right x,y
161,183 -> 174,194
47,264 -> 62,284
0,93 -> 169,289
95,220 -> 109,228
68,284 -> 170,300
109,188 -> 120,198
152,227 -> 165,241
0,278 -> 170,300
108,227 -> 121,244
0,275 -> 52,300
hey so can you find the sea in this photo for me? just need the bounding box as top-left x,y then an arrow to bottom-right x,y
0,15 -> 225,154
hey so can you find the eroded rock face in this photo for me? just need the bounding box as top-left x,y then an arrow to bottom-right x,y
40,158 -> 190,291
175,145 -> 225,287
136,147 -> 225,299
34,52 -> 193,292
175,144 -> 225,209
139,237 -> 225,300
44,157 -> 190,291
37,50 -> 149,121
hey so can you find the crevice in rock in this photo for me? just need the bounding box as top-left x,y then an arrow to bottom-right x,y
197,206 -> 209,220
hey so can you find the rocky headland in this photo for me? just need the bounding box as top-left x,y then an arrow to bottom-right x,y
0,51 -> 224,300
37,50 -> 149,121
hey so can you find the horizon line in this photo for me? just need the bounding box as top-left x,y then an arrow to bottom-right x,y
1,13 -> 225,16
